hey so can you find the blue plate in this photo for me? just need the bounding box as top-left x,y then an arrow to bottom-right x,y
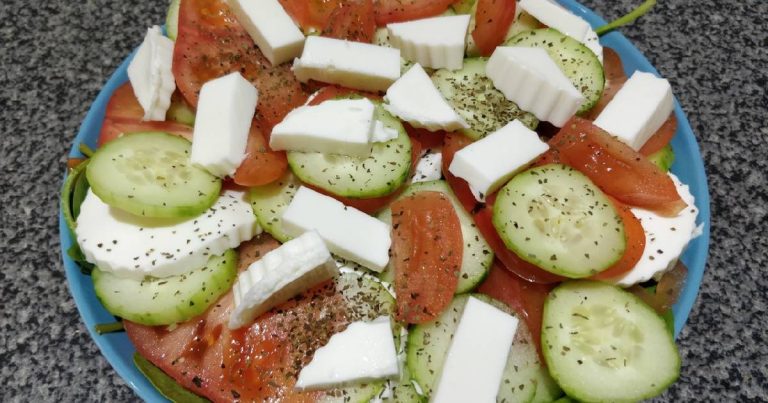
60,2 -> 710,401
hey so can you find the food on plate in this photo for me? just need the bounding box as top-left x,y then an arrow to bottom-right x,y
62,0 -> 702,401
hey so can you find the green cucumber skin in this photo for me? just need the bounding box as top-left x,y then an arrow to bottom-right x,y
287,106 -> 412,199
165,0 -> 180,41
492,164 -> 626,278
504,28 -> 605,114
541,281 -> 681,403
376,180 -> 493,294
648,145 -> 675,172
86,131 -> 221,219
248,172 -> 300,243
432,58 -> 538,140
92,250 -> 238,326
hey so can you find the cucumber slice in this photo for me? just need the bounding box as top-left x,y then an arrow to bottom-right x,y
287,106 -> 412,199
166,93 -> 195,126
86,132 -> 222,218
377,180 -> 493,293
407,294 -> 541,402
648,144 -> 675,172
492,164 -> 625,278
248,171 -> 300,243
504,28 -> 605,114
165,0 -> 180,40
432,58 -> 538,140
92,250 -> 237,326
542,281 -> 680,402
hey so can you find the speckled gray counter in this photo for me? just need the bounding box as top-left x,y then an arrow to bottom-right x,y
1,0 -> 766,401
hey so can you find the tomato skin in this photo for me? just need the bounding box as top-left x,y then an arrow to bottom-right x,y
441,132 -> 480,213
391,191 -> 463,324
639,114 -> 677,156
589,198 -> 646,280
549,117 -> 686,216
477,261 -> 553,359
233,123 -> 289,187
472,0 -> 517,56
405,124 -> 445,150
323,0 -> 376,42
373,0 -> 455,25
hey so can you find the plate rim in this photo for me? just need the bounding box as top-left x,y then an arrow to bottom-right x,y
59,2 -> 711,401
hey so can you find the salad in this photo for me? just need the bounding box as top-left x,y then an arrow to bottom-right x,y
60,0 -> 705,401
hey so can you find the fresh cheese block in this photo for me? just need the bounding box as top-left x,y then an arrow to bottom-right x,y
593,71 -> 674,150
295,316 -> 399,390
412,148 -> 443,183
270,98 -> 376,157
191,72 -> 259,177
127,26 -> 175,121
615,174 -> 698,287
384,64 -> 468,132
387,15 -> 470,70
281,186 -> 391,271
486,46 -> 585,127
228,230 -> 338,329
431,297 -> 519,403
227,0 -> 304,66
448,120 -> 549,201
519,0 -> 603,62
371,120 -> 400,143
76,190 -> 259,280
293,36 -> 401,92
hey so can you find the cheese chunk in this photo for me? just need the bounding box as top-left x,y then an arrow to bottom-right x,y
387,15 -> 470,70
191,72 -> 258,177
384,64 -> 468,132
270,99 -> 376,157
519,0 -> 603,62
281,186 -> 391,271
486,46 -> 584,127
449,120 -> 549,201
229,230 -> 338,329
293,36 -> 401,92
296,316 -> 399,390
594,71 -> 674,150
127,26 -> 176,121
615,174 -> 698,287
412,148 -> 443,184
76,190 -> 259,280
431,297 -> 519,403
228,0 -> 305,65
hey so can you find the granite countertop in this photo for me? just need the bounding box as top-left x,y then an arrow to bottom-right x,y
1,0 -> 766,401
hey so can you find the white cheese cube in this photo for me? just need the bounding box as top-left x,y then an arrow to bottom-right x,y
127,26 -> 176,121
431,297 -> 519,403
228,0 -> 305,66
387,15 -> 470,70
519,0 -> 590,43
486,46 -> 584,127
270,99 -> 376,157
296,316 -> 399,390
449,120 -> 549,201
191,72 -> 258,177
281,186 -> 391,271
593,71 -> 674,150
371,120 -> 400,143
615,174 -> 698,287
412,148 -> 443,184
229,230 -> 338,329
384,64 -> 468,132
293,36 -> 401,92
76,190 -> 259,280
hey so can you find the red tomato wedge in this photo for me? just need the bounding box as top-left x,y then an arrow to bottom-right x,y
98,83 -> 193,146
589,198 -> 646,280
477,261 -> 553,358
391,191 -> 463,324
404,124 -> 445,150
279,0 -> 375,42
549,117 -> 686,216
233,123 -> 289,187
639,114 -> 678,156
173,0 -> 309,129
472,0 -> 517,56
441,131 -> 481,213
373,0 -> 455,25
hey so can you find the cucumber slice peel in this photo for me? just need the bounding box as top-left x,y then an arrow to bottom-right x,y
249,171 -> 300,243
542,281 -> 680,402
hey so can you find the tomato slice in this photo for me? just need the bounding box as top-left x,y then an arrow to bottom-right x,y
98,83 -> 193,146
549,117 -> 686,216
472,0 -> 517,56
373,0 -> 455,25
404,124 -> 445,150
233,123 -> 289,186
323,0 -> 376,42
173,0 -> 309,129
441,131 -> 481,213
477,261 -> 553,359
639,114 -> 678,156
391,191 -> 463,324
589,198 -> 646,280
